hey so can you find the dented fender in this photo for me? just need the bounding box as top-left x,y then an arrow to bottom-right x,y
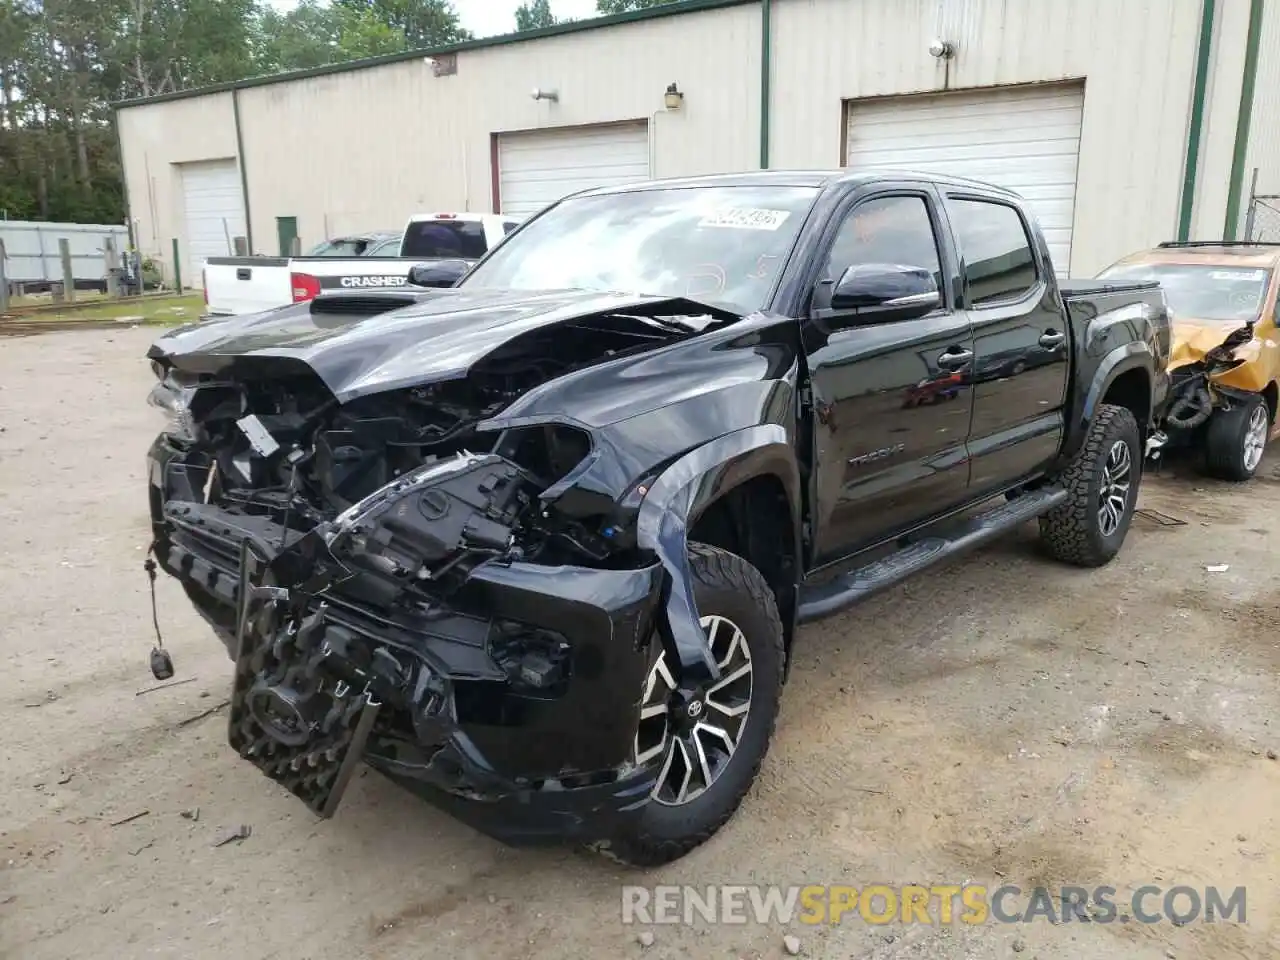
635,424 -> 800,688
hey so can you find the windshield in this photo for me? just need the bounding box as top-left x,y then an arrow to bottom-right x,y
1097,262 -> 1273,323
308,238 -> 367,256
461,185 -> 819,312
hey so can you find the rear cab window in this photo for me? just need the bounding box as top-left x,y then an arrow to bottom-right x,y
946,198 -> 1039,305
401,219 -> 489,259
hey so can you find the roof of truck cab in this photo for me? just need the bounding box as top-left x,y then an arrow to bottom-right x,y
405,213 -> 511,222
568,169 -> 1023,198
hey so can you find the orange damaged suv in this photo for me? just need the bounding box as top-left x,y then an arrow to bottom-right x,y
1097,241 -> 1280,481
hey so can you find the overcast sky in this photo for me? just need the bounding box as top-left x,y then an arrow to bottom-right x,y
265,1 -> 603,38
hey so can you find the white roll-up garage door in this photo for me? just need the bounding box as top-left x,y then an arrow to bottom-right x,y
180,159 -> 246,274
497,122 -> 650,219
844,83 -> 1084,272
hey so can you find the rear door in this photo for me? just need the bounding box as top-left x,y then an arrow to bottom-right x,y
945,193 -> 1070,493
804,184 -> 975,565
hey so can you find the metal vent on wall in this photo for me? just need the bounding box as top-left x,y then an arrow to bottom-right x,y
431,53 -> 458,78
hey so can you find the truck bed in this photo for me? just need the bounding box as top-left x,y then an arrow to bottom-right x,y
1058,278 -> 1160,299
1060,278 -> 1163,331
202,256 -> 444,318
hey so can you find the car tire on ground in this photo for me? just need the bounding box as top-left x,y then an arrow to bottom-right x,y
596,543 -> 785,867
1204,394 -> 1269,482
1039,403 -> 1141,568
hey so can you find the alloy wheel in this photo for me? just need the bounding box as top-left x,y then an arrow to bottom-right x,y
1097,439 -> 1132,537
1243,404 -> 1269,473
634,615 -> 754,807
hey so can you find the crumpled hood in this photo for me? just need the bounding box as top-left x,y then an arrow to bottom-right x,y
148,288 -> 733,401
1168,318 -> 1261,371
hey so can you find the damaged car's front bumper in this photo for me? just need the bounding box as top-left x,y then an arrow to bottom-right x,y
147,433 -> 665,843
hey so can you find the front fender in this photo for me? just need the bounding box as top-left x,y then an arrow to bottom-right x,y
635,424 -> 800,688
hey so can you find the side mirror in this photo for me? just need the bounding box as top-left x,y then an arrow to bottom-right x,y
828,263 -> 941,323
407,259 -> 469,288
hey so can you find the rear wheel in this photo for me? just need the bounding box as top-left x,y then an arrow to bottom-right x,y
1039,403 -> 1141,567
597,543 -> 784,867
1204,394 -> 1269,481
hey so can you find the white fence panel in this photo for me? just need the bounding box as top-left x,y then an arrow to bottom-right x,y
0,221 -> 129,286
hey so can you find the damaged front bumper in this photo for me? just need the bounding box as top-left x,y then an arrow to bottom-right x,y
147,433 -> 664,844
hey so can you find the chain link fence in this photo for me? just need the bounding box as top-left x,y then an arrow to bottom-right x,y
1244,194 -> 1280,242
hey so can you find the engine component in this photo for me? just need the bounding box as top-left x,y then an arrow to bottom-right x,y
327,453 -> 537,604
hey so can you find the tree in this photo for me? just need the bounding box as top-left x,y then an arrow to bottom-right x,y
0,0 -> 476,228
331,0 -> 472,47
256,0 -> 407,74
596,0 -> 676,13
515,0 -> 556,31
113,0 -> 261,100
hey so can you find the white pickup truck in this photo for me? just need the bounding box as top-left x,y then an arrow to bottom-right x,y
201,213 -> 518,317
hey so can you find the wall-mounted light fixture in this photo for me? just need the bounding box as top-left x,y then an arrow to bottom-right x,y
928,38 -> 955,59
664,82 -> 685,110
531,87 -> 559,102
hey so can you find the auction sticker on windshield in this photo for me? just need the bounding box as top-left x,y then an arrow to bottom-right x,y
1209,270 -> 1267,282
698,208 -> 792,231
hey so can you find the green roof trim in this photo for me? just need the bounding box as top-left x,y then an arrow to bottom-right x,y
113,0 -> 759,110
1176,0 -> 1216,242
1222,0 -> 1264,240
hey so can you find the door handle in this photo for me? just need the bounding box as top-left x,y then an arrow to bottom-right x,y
936,348 -> 973,370
236,268 -> 252,281
1039,330 -> 1066,349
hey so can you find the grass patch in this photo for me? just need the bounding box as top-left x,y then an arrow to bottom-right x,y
14,294 -> 204,325
10,290 -> 109,308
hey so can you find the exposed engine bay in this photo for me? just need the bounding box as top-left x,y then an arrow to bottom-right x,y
1159,322 -> 1254,432
1149,321 -> 1257,460
145,294 -> 747,837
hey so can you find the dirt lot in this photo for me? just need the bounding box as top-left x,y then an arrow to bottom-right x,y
2,328 -> 1278,960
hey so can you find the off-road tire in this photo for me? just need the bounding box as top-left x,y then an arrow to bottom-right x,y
595,543 -> 785,867
1038,403 -> 1141,568
1204,394 -> 1269,482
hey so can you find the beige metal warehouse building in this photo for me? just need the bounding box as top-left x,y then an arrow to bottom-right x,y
115,0 -> 1280,287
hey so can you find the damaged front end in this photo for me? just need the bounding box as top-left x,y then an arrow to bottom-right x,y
1149,320 -> 1257,459
144,291 -> 766,842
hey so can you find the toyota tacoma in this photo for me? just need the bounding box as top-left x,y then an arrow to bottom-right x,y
144,171 -> 1170,866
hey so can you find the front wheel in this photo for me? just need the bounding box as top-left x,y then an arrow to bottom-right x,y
1039,403 -> 1141,568
597,543 -> 785,867
1204,394 -> 1269,481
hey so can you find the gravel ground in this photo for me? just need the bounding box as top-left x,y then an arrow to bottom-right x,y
1,328 -> 1278,960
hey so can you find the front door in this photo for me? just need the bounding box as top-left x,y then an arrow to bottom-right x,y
804,189 -> 976,567
943,194 -> 1071,494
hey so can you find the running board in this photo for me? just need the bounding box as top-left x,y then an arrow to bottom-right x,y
796,487 -> 1069,624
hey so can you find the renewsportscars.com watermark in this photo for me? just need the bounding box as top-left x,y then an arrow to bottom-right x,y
621,884 -> 1248,926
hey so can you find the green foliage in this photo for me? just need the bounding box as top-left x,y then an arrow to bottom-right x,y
0,0 -> 471,226
331,0 -> 471,47
515,0 -> 556,31
256,0 -> 410,74
595,0 -> 679,13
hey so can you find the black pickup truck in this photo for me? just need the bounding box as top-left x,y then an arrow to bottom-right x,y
144,170 -> 1170,866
